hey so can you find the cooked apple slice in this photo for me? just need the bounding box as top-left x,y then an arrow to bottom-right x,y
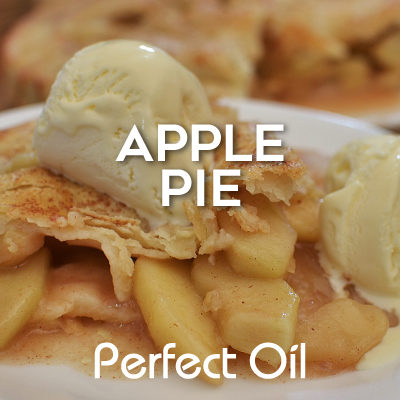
191,253 -> 244,297
0,230 -> 45,268
281,190 -> 321,242
218,192 -> 297,279
0,247 -> 50,349
192,254 -> 299,367
132,256 -> 223,384
294,298 -> 389,367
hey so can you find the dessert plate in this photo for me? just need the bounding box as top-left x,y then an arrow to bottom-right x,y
0,100 -> 398,400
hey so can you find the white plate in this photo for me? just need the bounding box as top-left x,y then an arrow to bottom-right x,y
0,100 -> 398,400
352,104 -> 400,130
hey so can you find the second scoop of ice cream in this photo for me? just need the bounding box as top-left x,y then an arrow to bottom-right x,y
33,40 -> 213,229
319,134 -> 400,298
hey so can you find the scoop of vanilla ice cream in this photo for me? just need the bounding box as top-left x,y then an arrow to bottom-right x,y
319,135 -> 400,298
33,40 -> 213,229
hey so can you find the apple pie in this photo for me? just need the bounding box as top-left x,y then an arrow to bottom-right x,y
0,113 -> 390,383
3,0 -> 400,112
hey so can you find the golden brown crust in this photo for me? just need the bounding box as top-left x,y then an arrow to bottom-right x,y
0,165 -> 201,301
214,123 -> 308,202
